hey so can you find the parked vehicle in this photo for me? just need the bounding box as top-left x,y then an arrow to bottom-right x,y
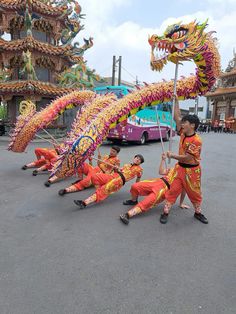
94,85 -> 175,144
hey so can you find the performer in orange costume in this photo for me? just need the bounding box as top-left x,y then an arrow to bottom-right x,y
119,153 -> 188,225
57,146 -> 121,194
160,96 -> 208,224
73,154 -> 144,209
21,147 -> 58,175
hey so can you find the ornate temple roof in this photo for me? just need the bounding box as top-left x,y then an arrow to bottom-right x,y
0,36 -> 70,56
0,0 -> 66,18
0,80 -> 75,97
219,69 -> 236,78
0,36 -> 84,64
206,87 -> 236,97
206,51 -> 236,98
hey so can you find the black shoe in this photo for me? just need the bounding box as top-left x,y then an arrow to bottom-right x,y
32,170 -> 38,176
123,199 -> 138,205
44,181 -> 51,187
58,189 -> 66,196
160,213 -> 169,224
74,200 -> 86,209
194,212 -> 208,224
120,213 -> 129,225
22,165 -> 27,170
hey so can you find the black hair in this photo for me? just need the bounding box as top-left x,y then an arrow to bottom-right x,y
181,114 -> 200,130
111,146 -> 120,153
134,154 -> 145,164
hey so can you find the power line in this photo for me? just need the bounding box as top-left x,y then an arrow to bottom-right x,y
121,66 -> 137,81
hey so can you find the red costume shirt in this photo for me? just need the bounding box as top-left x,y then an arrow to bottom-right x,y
178,132 -> 202,165
99,155 -> 120,174
120,164 -> 143,182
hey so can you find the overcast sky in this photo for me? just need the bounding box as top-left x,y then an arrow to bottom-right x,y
78,0 -> 236,84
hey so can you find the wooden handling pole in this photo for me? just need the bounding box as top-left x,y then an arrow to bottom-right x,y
169,62 -> 179,164
155,106 -> 167,169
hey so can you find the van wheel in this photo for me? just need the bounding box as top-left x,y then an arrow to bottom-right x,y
140,133 -> 147,145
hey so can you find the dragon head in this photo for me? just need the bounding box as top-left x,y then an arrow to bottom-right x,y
149,20 -> 209,71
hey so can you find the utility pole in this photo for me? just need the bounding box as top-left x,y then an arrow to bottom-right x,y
111,55 -> 122,86
195,96 -> 199,115
112,55 -> 116,86
118,56 -> 122,86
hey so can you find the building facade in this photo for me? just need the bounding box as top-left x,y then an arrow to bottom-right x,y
0,0 -> 96,126
206,51 -> 236,130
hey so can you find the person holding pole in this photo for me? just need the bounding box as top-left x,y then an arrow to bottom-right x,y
160,96 -> 208,224
119,153 -> 189,225
58,146 -> 121,194
73,154 -> 144,210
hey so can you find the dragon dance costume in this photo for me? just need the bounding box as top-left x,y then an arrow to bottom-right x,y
119,167 -> 177,224
163,132 -> 203,216
94,163 -> 143,203
74,157 -> 144,208
129,167 -> 177,213
63,154 -> 120,193
22,147 -> 58,170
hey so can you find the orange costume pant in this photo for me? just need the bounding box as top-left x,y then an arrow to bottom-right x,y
165,163 -> 202,207
33,148 -> 57,168
74,163 -> 117,191
131,179 -> 168,212
95,176 -> 124,203
91,172 -> 119,188
74,163 -> 100,190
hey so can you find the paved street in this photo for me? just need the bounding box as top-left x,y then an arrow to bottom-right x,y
0,133 -> 235,314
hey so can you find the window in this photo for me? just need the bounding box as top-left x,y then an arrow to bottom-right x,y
32,30 -> 47,42
35,67 -> 50,82
220,112 -> 225,120
20,30 -> 27,38
11,31 -> 20,40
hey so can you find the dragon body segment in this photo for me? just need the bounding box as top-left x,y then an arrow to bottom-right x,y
9,90 -> 95,152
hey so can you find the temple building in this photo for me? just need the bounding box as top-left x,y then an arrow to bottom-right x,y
206,51 -> 236,130
0,0 -> 100,127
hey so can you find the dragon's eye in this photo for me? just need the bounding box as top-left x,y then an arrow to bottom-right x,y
166,28 -> 187,39
171,29 -> 187,39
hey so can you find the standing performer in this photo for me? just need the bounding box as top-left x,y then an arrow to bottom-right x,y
73,154 -> 144,209
21,147 -> 58,172
119,153 -> 188,225
160,96 -> 208,224
57,146 -> 121,193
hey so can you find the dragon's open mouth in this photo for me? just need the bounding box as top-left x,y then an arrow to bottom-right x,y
149,25 -> 189,71
154,41 -> 178,58
150,41 -> 176,71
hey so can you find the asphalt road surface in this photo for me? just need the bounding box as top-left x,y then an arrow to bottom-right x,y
0,133 -> 235,314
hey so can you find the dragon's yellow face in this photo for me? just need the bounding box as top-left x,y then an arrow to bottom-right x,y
149,20 -> 208,71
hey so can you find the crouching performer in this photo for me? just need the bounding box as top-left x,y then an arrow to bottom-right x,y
73,154 -> 144,209
57,146 -> 121,194
22,147 -> 58,175
119,153 -> 187,225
